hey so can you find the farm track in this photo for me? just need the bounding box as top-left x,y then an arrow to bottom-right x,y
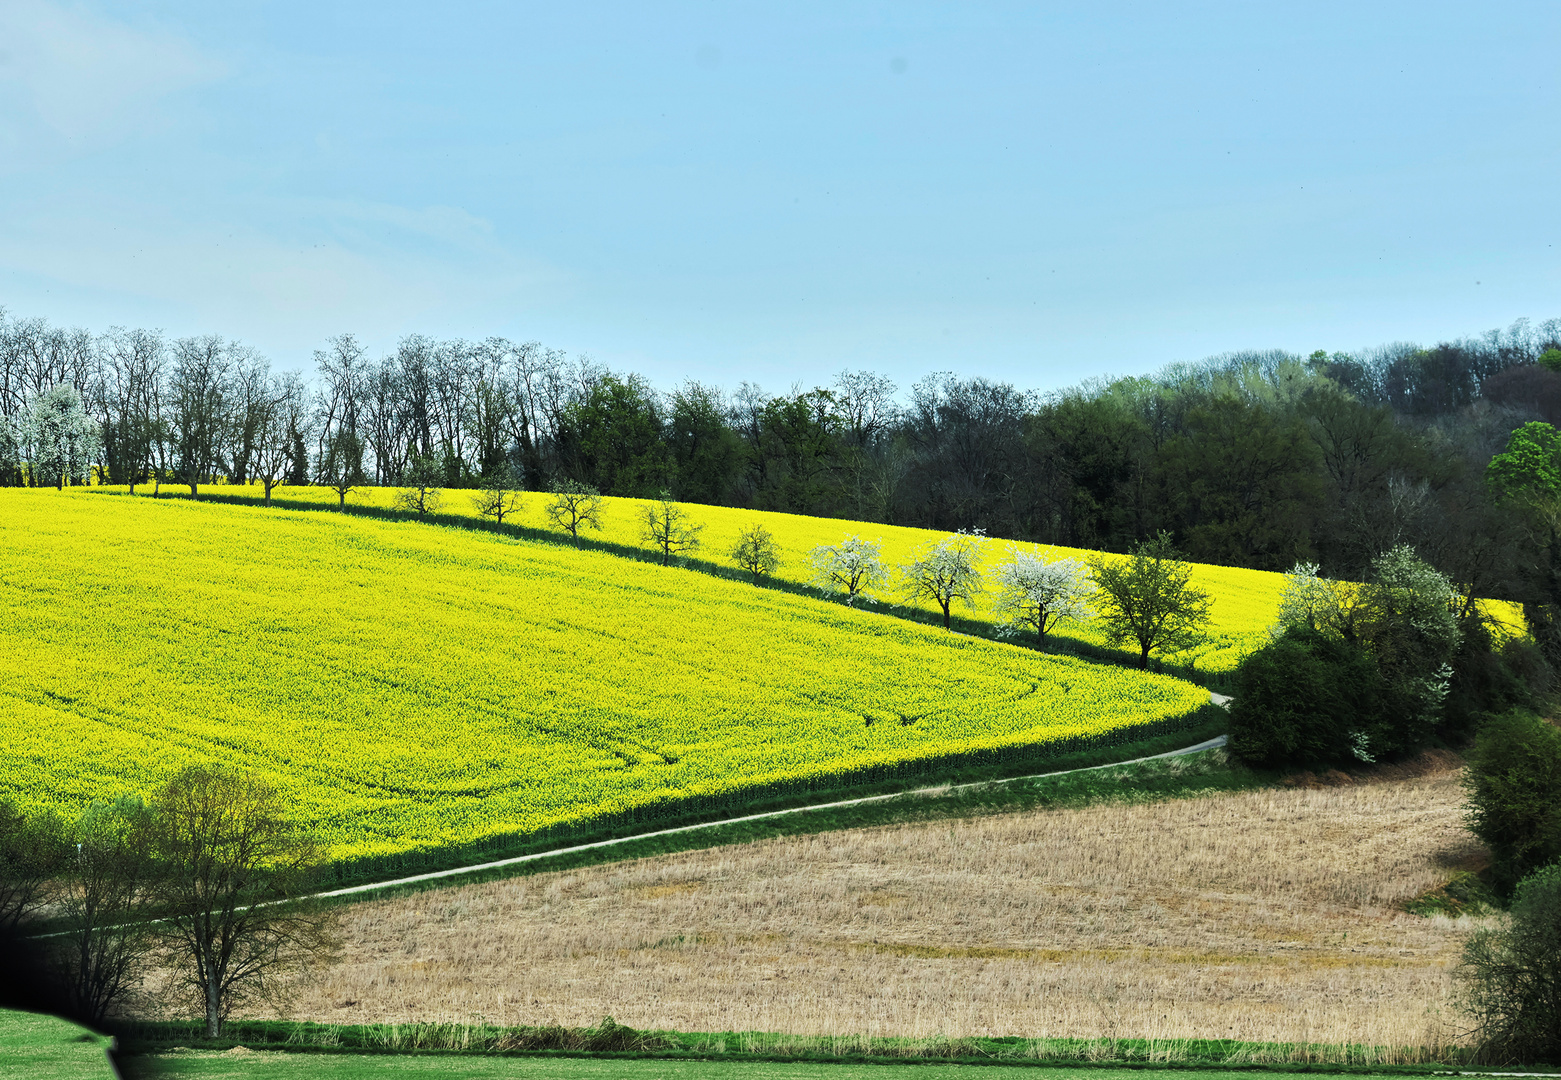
313,714 -> 1231,900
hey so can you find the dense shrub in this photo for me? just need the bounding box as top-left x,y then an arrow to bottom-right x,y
1227,626 -> 1382,769
1464,711 -> 1561,895
1459,864 -> 1561,1064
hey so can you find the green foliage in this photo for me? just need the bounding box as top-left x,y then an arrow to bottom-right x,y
1463,711 -> 1561,896
556,375 -> 669,498
1486,421 -> 1561,506
1458,864 -> 1561,1064
1091,532 -> 1212,668
1540,347 -> 1561,374
1357,545 -> 1462,758
0,798 -> 68,933
1227,626 -> 1382,768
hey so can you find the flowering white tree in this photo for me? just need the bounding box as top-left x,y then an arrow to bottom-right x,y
23,385 -> 102,489
900,529 -> 988,629
807,535 -> 887,605
991,547 -> 1095,648
1274,561 -> 1351,636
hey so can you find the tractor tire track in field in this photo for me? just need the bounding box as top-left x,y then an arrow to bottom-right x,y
314,692 -> 1232,901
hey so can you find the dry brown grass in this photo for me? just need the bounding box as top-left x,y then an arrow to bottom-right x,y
271,761 -> 1487,1048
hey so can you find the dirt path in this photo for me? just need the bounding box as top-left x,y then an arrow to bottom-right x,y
316,693 -> 1231,901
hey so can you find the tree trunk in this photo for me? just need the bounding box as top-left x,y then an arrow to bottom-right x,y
205,974 -> 221,1037
941,601 -> 951,629
1139,642 -> 1151,668
189,480 -> 198,498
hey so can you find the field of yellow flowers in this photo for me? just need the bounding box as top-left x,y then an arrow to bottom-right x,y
185,484 -> 1288,674
0,490 -> 1209,865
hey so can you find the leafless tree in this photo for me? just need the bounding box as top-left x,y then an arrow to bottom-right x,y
472,465 -> 524,526
251,373 -> 308,505
53,798 -> 156,1025
149,766 -> 338,1038
640,491 -> 704,565
167,335 -> 233,497
545,479 -> 604,546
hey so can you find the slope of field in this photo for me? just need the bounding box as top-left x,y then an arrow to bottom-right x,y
140,484 -> 1287,675
0,490 -> 1207,865
289,760 -> 1477,1052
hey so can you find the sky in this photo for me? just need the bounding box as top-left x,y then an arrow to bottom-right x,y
1,1 -> 1558,394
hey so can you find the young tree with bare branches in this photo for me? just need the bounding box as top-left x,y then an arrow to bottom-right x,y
545,479 -> 604,546
149,766 -> 337,1038
640,491 -> 704,566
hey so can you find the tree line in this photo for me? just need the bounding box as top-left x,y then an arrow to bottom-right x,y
5,308 -> 1560,564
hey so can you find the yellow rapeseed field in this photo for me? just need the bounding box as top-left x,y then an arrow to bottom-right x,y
0,490 -> 1208,864
177,484 -> 1288,673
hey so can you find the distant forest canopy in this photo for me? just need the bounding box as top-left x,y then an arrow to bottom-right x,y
5,306 -> 1561,583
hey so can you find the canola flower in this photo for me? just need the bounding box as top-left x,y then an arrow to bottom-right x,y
128,483 -> 1290,673
80,483 -> 1525,675
0,490 -> 1208,863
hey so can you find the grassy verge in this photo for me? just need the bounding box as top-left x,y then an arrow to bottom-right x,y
110,1016 -> 1486,1072
307,715 -> 1244,905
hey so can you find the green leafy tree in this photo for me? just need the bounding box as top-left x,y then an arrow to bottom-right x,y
0,800 -> 67,933
640,490 -> 704,566
900,529 -> 988,629
1090,532 -> 1212,668
544,479 -> 604,546
1228,626 -> 1383,768
1458,864 -> 1561,1064
729,523 -> 781,584
1464,711 -> 1561,895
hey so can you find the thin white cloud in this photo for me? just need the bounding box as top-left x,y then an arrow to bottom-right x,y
0,193 -> 572,360
0,0 -> 222,150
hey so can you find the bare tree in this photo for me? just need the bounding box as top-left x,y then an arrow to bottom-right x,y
640,490 -> 704,565
317,430 -> 365,510
472,465 -> 524,526
53,797 -> 156,1025
900,529 -> 988,629
807,535 -> 888,605
545,479 -> 604,546
251,373 -> 308,506
149,766 -> 338,1038
729,523 -> 781,584
167,336 -> 232,497
393,453 -> 444,518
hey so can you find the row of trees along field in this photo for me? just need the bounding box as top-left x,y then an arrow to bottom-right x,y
12,310 -> 1561,641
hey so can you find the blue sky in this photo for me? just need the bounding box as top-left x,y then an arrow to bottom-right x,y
1,1 -> 1558,392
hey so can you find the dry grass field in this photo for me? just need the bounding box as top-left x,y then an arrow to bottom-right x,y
277,757 -> 1484,1050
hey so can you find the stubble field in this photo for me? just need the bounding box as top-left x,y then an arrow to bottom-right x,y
282,758 -> 1480,1051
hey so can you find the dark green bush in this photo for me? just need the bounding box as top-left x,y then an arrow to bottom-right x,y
1459,863 -> 1561,1064
1227,626 -> 1382,769
1464,710 -> 1561,896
